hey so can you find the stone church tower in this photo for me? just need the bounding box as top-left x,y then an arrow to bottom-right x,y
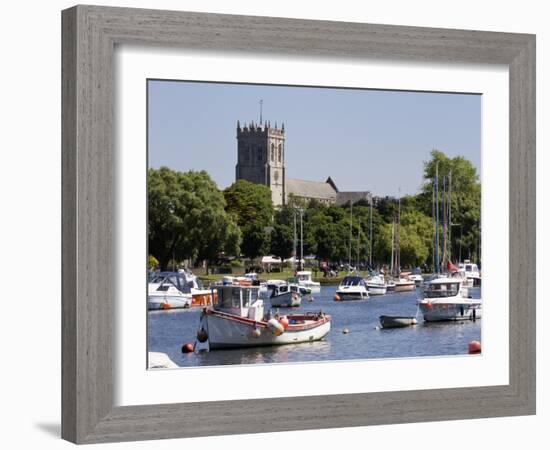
235,120 -> 286,206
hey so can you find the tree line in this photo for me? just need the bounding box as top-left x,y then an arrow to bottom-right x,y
148,150 -> 481,272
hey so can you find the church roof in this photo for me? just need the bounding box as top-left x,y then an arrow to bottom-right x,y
335,191 -> 372,206
286,178 -> 337,200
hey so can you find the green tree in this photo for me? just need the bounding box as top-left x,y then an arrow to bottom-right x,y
148,167 -> 241,271
419,149 -> 481,264
223,180 -> 274,260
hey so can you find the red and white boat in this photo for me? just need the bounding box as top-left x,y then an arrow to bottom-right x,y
194,285 -> 331,350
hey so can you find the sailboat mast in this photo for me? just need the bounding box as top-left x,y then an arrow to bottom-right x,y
435,162 -> 440,274
299,209 -> 304,272
390,219 -> 395,274
448,170 -> 452,263
348,202 -> 353,270
396,192 -> 401,274
432,180 -> 435,272
293,211 -> 297,272
369,195 -> 373,267
441,175 -> 447,267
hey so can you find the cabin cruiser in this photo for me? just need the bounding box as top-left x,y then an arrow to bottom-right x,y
334,276 -> 369,301
418,277 -> 482,322
148,272 -> 192,310
193,285 -> 331,350
266,280 -> 302,307
458,261 -> 481,288
365,274 -> 387,295
407,267 -> 424,286
295,271 -> 321,293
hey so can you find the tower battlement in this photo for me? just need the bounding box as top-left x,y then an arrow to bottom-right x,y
235,119 -> 286,206
237,120 -> 285,137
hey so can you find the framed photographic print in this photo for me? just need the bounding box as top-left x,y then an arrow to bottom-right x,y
62,5 -> 536,444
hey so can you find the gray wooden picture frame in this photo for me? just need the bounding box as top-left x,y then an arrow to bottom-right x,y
62,5 -> 536,444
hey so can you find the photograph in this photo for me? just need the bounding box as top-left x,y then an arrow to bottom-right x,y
146,79 -> 482,369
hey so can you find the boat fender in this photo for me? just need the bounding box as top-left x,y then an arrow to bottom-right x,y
278,316 -> 289,330
182,342 -> 194,353
196,328 -> 208,343
267,318 -> 284,336
468,340 -> 481,354
249,328 -> 261,338
161,303 -> 171,310
333,294 -> 341,301
426,301 -> 433,310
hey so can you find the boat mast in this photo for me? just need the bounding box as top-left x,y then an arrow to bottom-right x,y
293,210 -> 297,272
369,195 -> 373,268
396,191 -> 401,275
448,170 -> 452,263
442,174 -> 447,268
435,162 -> 440,274
390,219 -> 395,275
432,180 -> 435,273
299,208 -> 304,271
348,202 -> 353,271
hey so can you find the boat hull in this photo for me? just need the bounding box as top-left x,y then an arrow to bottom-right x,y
335,290 -> 368,301
419,302 -> 482,322
367,285 -> 387,295
394,283 -> 416,292
202,312 -> 331,349
269,291 -> 301,307
148,295 -> 191,310
379,315 -> 418,328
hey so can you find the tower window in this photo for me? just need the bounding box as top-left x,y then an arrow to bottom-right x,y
271,143 -> 275,162
278,144 -> 282,162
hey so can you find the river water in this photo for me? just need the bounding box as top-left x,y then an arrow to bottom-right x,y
148,285 -> 481,367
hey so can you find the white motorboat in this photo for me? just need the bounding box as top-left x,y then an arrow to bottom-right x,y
266,280 -> 301,307
295,271 -> 321,293
418,277 -> 482,322
407,268 -> 424,286
365,274 -> 387,295
194,285 -> 331,350
148,272 -> 192,310
393,278 -> 416,292
458,260 -> 481,288
334,275 -> 369,301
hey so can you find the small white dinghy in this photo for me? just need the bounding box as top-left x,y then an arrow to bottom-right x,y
194,285 -> 331,350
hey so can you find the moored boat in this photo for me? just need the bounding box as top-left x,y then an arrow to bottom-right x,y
393,278 -> 416,292
418,277 -> 482,322
334,275 -> 369,301
295,271 -> 321,293
194,285 -> 331,350
267,280 -> 302,307
148,272 -> 192,310
365,274 -> 387,295
379,315 -> 418,328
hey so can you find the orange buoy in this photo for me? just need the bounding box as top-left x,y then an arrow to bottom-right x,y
333,294 -> 341,301
468,340 -> 481,354
161,303 -> 171,310
249,328 -> 261,338
278,316 -> 289,330
182,342 -> 194,353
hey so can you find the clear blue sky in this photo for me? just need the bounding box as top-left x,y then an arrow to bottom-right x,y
148,80 -> 481,196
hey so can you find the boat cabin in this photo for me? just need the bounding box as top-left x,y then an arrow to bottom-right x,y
424,279 -> 461,298
296,271 -> 313,282
149,272 -> 192,293
214,285 -> 263,320
340,276 -> 366,287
